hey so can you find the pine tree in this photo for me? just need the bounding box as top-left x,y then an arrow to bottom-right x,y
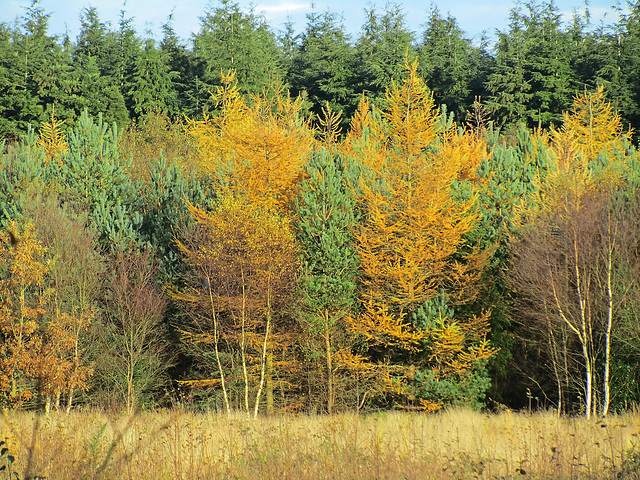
296,149 -> 360,413
55,110 -> 142,250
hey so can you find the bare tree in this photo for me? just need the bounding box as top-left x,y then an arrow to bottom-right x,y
511,188 -> 640,417
98,248 -> 171,413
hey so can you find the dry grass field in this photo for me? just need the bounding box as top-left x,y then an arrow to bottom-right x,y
1,407 -> 639,479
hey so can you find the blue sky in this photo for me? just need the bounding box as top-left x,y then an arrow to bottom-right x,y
2,0 -> 624,45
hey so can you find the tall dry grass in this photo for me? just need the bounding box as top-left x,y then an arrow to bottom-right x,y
1,407 -> 639,479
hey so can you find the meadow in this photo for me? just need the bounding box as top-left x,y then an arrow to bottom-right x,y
1,408 -> 639,479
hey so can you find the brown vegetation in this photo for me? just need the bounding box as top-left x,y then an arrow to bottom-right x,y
1,408 -> 638,479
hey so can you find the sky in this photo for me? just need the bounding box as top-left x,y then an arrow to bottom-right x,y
1,0 -> 624,45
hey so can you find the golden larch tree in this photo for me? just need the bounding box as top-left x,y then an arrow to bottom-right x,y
186,71 -> 313,211
176,195 -> 299,416
345,60 -> 495,409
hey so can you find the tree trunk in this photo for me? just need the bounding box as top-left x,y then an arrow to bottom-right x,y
602,236 -> 614,417
266,356 -> 274,415
325,309 -> 334,414
207,276 -> 231,415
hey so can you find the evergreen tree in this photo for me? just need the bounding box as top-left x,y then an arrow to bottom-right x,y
191,0 -> 282,113
418,7 -> 490,121
160,15 -> 192,116
354,4 -> 416,109
140,156 -> 212,283
597,0 -> 640,133
54,110 -> 142,250
130,36 -> 178,117
72,7 -> 129,126
0,3 -> 75,138
486,0 -> 577,129
296,149 -> 360,413
287,9 -> 356,125
114,10 -> 141,122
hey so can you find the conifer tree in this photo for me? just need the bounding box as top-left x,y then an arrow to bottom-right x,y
192,0 -> 282,112
296,149 -> 360,413
345,60 -> 495,409
486,0 -> 577,129
130,37 -> 178,117
354,4 -> 416,109
55,110 -> 142,250
287,10 -> 356,125
418,7 -> 489,121
186,71 -> 312,211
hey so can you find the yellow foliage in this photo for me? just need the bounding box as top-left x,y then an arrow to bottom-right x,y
186,71 -> 313,211
354,60 -> 488,319
0,222 -> 52,405
317,101 -> 342,149
175,194 -> 299,405
341,60 -> 494,407
560,85 -> 632,162
525,86 -> 632,224
384,58 -> 438,159
347,300 -> 424,351
37,107 -> 68,165
428,311 -> 496,379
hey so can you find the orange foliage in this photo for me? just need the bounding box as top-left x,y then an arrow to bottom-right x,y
0,222 -> 51,405
0,221 -> 94,409
186,71 -> 313,211
176,195 -> 299,415
341,60 -> 494,408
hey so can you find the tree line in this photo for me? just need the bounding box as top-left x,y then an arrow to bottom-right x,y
2,0 -> 640,139
1,0 -> 640,417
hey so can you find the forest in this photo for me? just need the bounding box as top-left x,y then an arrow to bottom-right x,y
1,0 -> 640,419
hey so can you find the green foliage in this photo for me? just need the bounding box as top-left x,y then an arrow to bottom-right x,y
295,149 -> 360,411
0,2 -> 76,138
296,149 -> 360,321
355,4 -> 416,109
418,6 -> 490,121
140,156 -> 213,283
0,127 -> 50,225
409,292 -> 493,409
597,1 -> 640,135
287,10 -> 356,126
191,0 -> 282,113
486,0 -> 578,129
55,110 -> 142,250
129,37 -> 178,117
0,440 -> 18,480
414,363 -> 492,409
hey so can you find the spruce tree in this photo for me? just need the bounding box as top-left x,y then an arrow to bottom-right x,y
486,0 -> 577,129
418,7 -> 489,121
287,9 -> 356,125
354,4 -> 416,109
191,0 -> 282,113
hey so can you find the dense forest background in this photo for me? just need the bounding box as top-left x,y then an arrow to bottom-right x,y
1,0 -> 640,417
